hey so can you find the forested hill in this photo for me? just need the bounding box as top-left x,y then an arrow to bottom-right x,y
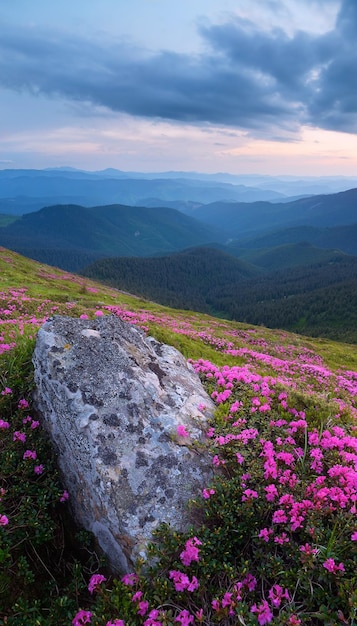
234,223 -> 357,257
185,187 -> 357,238
82,247 -> 357,343
0,203 -> 225,271
82,247 -> 260,312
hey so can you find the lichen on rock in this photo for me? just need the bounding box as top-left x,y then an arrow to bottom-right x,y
32,315 -> 215,572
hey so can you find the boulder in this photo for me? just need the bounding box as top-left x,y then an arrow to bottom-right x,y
32,315 -> 215,572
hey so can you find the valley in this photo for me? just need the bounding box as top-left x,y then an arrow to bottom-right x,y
0,170 -> 356,345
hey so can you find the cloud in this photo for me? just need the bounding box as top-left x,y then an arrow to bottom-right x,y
0,0 -> 356,137
306,0 -> 357,132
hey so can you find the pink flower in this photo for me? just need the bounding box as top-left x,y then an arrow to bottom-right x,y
211,599 -> 220,611
18,399 -> 29,410
31,420 -> 40,429
88,573 -> 107,594
243,573 -> 257,591
0,420 -> 10,429
268,584 -> 290,608
212,454 -> 225,466
251,600 -> 273,625
148,610 -> 160,620
121,573 -> 139,586
1,387 -> 12,395
264,484 -> 278,501
177,425 -> 189,438
175,609 -> 194,626
131,591 -> 143,602
300,543 -> 318,557
288,616 -> 302,625
106,621 -> 125,626
60,490 -> 69,502
169,570 -> 189,592
351,532 -> 357,541
72,610 -> 92,625
0,515 -> 9,526
137,600 -> 149,616
222,592 -> 233,608
80,314 -> 89,320
187,576 -> 199,592
323,558 -> 345,574
169,570 -> 199,592
23,449 -> 37,460
143,618 -> 162,626
202,488 -> 215,499
180,537 -> 202,566
259,528 -> 273,542
272,509 -> 288,524
34,464 -> 44,475
95,310 -> 104,316
142,609 -> 163,625
274,532 -> 289,544
13,431 -> 26,443
242,489 -> 259,502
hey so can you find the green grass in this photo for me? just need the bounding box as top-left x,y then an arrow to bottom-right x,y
1,247 -> 357,625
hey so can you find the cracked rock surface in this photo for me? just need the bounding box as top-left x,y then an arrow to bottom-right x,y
33,315 -> 215,572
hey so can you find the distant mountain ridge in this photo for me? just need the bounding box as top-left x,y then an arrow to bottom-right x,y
0,203 -> 225,271
0,184 -> 356,269
183,188 -> 357,239
234,223 -> 357,256
0,169 -> 284,215
1,167 -> 357,216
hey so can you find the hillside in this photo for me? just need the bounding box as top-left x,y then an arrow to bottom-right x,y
0,203 -> 225,271
82,247 -> 357,343
211,241 -> 348,270
1,247 -> 357,624
235,223 -> 357,256
186,188 -> 357,240
82,246 -> 260,313
210,256 -> 357,343
0,186 -> 355,275
241,242 -> 350,269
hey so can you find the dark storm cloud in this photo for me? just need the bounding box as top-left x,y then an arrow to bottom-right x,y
306,0 -> 357,132
0,0 -> 355,136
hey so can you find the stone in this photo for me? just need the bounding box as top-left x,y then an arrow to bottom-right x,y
32,314 -> 215,572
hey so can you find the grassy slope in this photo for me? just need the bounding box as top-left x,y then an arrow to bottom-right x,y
0,245 -> 356,377
1,247 -> 357,625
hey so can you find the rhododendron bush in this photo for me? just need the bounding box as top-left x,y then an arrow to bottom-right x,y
0,249 -> 356,625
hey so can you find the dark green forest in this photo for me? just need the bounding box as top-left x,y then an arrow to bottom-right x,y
0,203 -> 224,268
82,249 -> 357,343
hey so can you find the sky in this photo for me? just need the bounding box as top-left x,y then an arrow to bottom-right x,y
0,0 -> 357,175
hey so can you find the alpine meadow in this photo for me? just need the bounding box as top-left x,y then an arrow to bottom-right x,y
1,246 -> 357,625
1,0 -> 357,624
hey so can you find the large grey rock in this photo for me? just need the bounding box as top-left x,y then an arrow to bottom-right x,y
32,315 -> 215,572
